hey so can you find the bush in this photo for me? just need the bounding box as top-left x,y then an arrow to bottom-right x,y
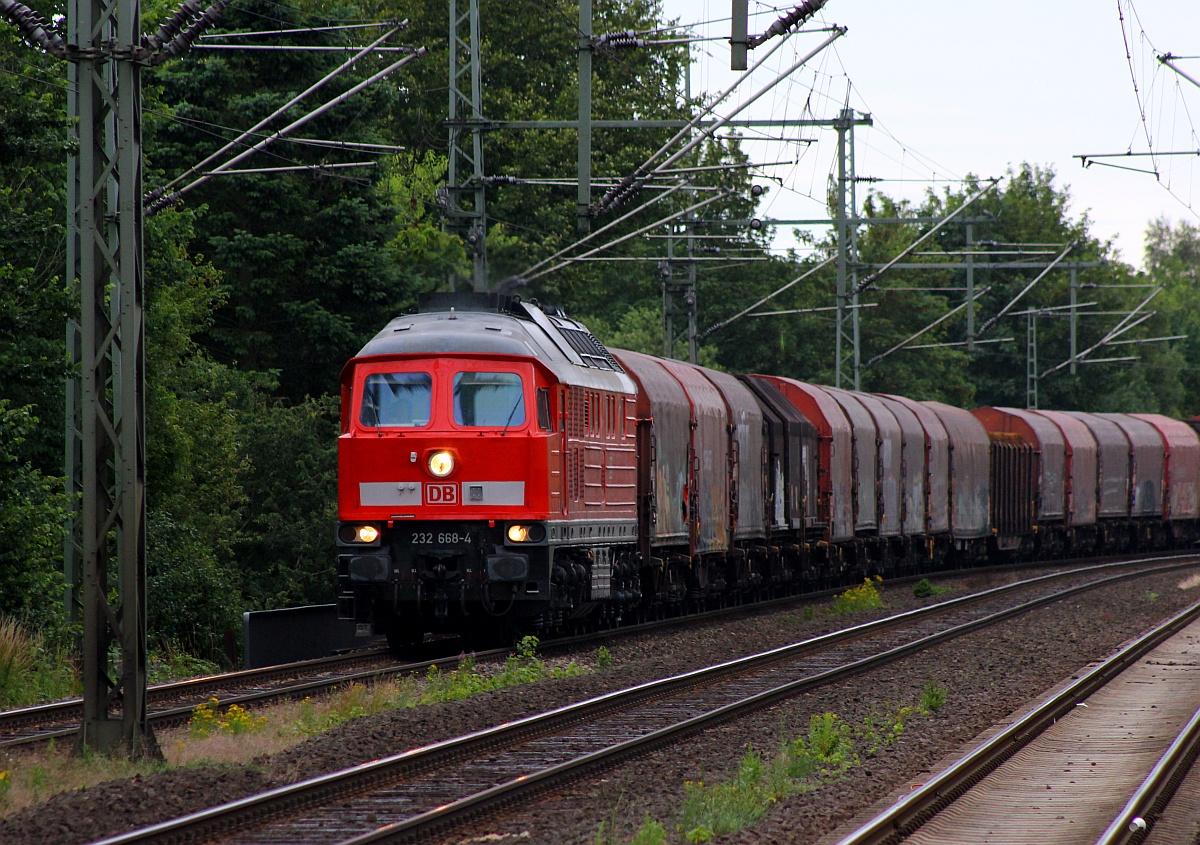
0,402 -> 71,637
233,395 -> 339,609
147,512 -> 242,664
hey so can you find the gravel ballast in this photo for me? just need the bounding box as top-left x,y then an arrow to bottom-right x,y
1,564 -> 1197,845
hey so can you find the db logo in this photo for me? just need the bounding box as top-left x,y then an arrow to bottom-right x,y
425,483 -> 458,505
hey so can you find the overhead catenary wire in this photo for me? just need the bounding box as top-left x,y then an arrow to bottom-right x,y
199,161 -> 378,175
512,189 -> 736,287
516,185 -> 684,280
594,26 -> 846,216
851,178 -> 1001,296
749,301 -> 877,317
697,253 -> 836,339
199,21 -> 404,38
147,46 -> 426,214
1041,284 -> 1165,378
191,44 -> 415,52
976,240 -> 1077,336
590,23 -> 803,213
866,286 -> 992,368
144,23 -> 405,207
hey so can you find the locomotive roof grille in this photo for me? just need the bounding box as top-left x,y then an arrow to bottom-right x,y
551,318 -> 625,373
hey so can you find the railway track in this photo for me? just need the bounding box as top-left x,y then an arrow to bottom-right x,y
0,646 -> 478,750
85,554 -> 1200,845
834,602 -> 1200,845
2,553 -> 1184,751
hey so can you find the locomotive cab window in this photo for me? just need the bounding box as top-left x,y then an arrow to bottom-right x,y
453,372 -> 526,427
537,388 -> 552,431
360,372 -> 432,427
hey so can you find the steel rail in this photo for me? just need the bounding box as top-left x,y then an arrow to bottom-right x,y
831,600 -> 1200,845
1095,704 -> 1200,845
88,555 -> 1200,845
0,646 -> 398,730
0,646 -> 520,750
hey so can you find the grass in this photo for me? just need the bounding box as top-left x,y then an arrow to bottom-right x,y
599,686 -> 948,844
0,637 -> 604,817
0,617 -> 78,709
912,578 -> 951,599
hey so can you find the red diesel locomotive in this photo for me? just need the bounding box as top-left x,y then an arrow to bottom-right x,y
336,294 -> 1200,650
336,293 -> 642,647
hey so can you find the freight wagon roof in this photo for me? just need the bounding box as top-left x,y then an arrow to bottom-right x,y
354,295 -> 635,395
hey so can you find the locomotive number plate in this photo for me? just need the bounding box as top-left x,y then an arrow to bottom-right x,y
409,531 -> 473,548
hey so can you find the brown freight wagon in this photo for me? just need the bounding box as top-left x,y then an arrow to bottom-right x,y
923,402 -> 991,557
752,376 -> 855,545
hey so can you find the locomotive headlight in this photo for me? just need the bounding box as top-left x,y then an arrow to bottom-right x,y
506,523 -> 545,543
338,524 -> 380,544
427,450 -> 455,478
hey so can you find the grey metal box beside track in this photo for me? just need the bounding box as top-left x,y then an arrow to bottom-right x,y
243,604 -> 380,669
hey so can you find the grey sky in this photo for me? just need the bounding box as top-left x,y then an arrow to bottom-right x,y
660,0 -> 1200,269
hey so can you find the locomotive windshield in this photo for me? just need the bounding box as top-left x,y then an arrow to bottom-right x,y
453,372 -> 526,427
360,372 -> 432,427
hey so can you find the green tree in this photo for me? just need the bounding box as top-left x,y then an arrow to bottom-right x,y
1143,217 -> 1200,416
0,402 -> 70,634
0,26 -> 73,474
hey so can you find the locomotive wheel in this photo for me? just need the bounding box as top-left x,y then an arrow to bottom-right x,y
385,616 -> 424,655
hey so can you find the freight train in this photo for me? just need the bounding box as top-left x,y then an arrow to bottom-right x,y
335,293 -> 1200,650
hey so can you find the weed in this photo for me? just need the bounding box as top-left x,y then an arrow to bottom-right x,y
789,712 -> 858,778
597,646 -> 613,671
856,704 -> 914,755
26,765 -> 49,802
187,698 -> 267,738
628,814 -> 667,845
0,618 -> 34,706
594,820 -> 610,845
0,771 -> 10,805
912,578 -> 949,598
679,752 -> 776,841
1146,590 -> 1160,602
920,680 -> 947,713
801,605 -> 818,621
831,576 -> 885,615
